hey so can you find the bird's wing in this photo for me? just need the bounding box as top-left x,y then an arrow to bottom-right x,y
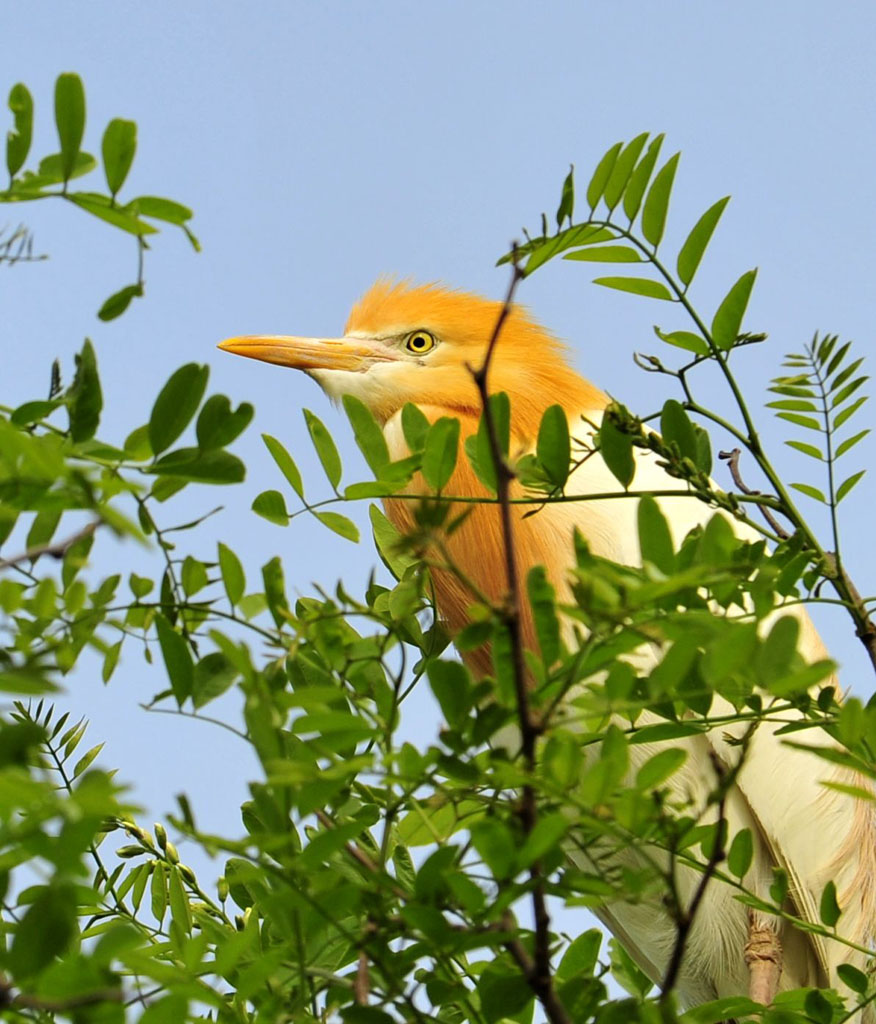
557,432 -> 875,976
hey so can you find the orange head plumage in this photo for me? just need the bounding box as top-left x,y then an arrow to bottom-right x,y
218,279 -> 606,439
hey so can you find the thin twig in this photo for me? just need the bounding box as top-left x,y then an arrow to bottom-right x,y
660,752 -> 728,1000
313,810 -> 408,901
1,986 -> 124,1012
0,519 -> 99,570
468,252 -> 570,1024
718,448 -> 789,539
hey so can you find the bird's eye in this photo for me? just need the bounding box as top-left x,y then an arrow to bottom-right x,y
404,330 -> 436,354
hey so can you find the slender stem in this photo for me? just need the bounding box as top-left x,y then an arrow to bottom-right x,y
469,254 -> 570,1024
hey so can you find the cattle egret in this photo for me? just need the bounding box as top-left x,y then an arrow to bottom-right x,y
219,280 -> 875,1015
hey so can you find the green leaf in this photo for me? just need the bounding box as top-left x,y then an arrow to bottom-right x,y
835,429 -> 869,458
542,732 -> 582,789
819,879 -> 841,927
192,652 -> 237,709
261,556 -> 289,628
155,614 -> 194,705
767,398 -> 818,412
6,83 -> 33,178
401,402 -> 430,451
833,395 -> 867,429
97,283 -> 143,321
303,409 -> 342,489
195,395 -> 253,450
682,997 -> 763,1024
637,495 -> 674,573
470,819 -> 515,879
776,410 -> 821,430
27,509 -> 60,551
10,883 -> 76,977
557,929 -> 602,981
10,399 -> 64,426
370,505 -> 415,579
66,339 -> 103,442
784,439 -> 823,460
427,660 -> 470,728
836,470 -> 865,503
829,356 -> 864,392
593,276 -> 673,300
261,433 -> 304,498
536,404 -> 570,488
518,811 -> 569,867
824,339 -> 850,377
343,394 -> 390,476
520,225 -> 618,275
556,164 -> 574,227
661,399 -> 698,461
149,363 -> 209,455
69,192 -> 157,235
477,964 -> 534,1024
727,828 -> 753,879
465,393 -> 510,492
603,132 -> 649,211
252,489 -> 289,525
711,269 -> 757,350
54,73 -> 86,183
641,152 -> 680,248
101,118 -> 137,195
528,565 -> 560,666
610,937 -> 653,998
790,482 -> 826,503
837,963 -> 869,995
218,542 -> 245,605
654,327 -> 710,355
34,151 -> 96,184
102,641 -> 122,683
676,196 -> 730,286
623,133 -> 664,222
316,511 -> 359,542
422,416 -> 460,491
151,861 -> 167,924
757,615 -> 800,683
586,141 -> 623,210
563,245 -> 641,263
149,448 -> 244,483
132,195 -> 193,224
636,748 -> 686,789
74,741 -> 104,777
598,416 -> 635,488
831,376 -> 868,408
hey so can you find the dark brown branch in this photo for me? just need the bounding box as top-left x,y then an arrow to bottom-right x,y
718,448 -> 789,539
468,253 -> 570,1024
0,519 -> 99,570
0,983 -> 123,1012
660,753 -> 728,1001
314,809 -> 407,901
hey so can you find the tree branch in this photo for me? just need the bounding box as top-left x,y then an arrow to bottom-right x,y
468,252 -> 570,1024
718,448 -> 790,539
0,519 -> 99,570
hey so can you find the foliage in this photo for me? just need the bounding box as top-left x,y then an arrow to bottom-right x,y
0,83 -> 874,1024
1,72 -> 198,319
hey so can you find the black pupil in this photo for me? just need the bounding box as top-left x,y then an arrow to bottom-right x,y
413,335 -> 426,348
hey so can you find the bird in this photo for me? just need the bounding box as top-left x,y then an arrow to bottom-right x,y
219,279 -> 875,1016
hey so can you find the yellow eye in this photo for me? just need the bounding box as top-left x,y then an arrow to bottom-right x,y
405,330 -> 436,355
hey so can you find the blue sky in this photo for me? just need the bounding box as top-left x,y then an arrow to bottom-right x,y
6,1 -> 876,898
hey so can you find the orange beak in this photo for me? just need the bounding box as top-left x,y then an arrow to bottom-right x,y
217,334 -> 395,373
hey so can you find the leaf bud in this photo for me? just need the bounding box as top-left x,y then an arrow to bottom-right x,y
178,863 -> 196,884
217,877 -> 229,902
154,823 -> 167,850
116,845 -> 144,859
164,840 -> 179,864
